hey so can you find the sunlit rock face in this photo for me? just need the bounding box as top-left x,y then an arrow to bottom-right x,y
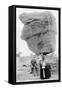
19,12 -> 57,55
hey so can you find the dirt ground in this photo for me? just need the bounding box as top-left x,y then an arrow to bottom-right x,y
16,56 -> 58,82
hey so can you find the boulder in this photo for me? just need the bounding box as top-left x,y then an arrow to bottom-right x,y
19,11 -> 57,55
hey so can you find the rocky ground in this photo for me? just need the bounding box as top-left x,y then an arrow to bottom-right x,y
16,56 -> 58,82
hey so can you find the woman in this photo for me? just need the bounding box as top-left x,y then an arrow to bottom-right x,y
39,54 -> 51,79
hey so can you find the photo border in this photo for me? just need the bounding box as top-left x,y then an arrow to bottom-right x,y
13,5 -> 61,85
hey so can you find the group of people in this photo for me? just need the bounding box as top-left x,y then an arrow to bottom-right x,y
30,54 -> 51,79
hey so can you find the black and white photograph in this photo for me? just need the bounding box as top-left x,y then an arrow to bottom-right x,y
16,6 -> 60,83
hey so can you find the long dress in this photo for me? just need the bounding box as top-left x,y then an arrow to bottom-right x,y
40,63 -> 51,79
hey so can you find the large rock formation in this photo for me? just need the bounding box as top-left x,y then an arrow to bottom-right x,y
19,11 -> 57,55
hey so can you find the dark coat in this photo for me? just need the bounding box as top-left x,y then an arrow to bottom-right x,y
40,63 -> 51,79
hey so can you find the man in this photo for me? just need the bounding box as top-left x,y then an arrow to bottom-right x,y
30,56 -> 38,75
39,54 -> 51,79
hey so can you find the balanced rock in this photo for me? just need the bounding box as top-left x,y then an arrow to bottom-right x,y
19,11 -> 57,55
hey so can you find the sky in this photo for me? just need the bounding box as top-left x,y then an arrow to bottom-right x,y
16,8 -> 58,57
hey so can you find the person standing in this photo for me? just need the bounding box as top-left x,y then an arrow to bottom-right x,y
30,56 -> 38,75
39,54 -> 51,79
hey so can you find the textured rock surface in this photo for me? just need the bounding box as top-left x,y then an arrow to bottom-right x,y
19,11 -> 57,55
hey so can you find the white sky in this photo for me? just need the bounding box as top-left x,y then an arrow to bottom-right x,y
16,8 -> 58,57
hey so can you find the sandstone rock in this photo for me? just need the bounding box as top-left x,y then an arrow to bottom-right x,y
19,11 -> 57,55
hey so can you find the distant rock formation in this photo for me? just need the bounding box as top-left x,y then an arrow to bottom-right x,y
19,11 -> 57,55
